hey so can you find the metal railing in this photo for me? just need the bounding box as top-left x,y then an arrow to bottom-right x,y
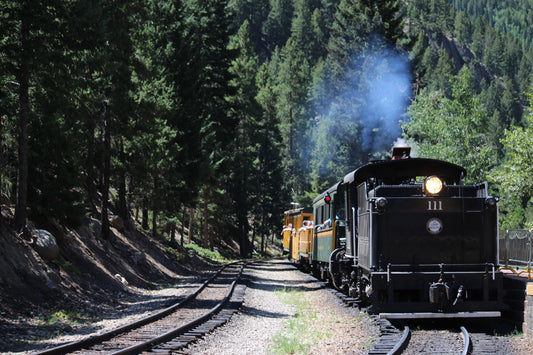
499,229 -> 533,280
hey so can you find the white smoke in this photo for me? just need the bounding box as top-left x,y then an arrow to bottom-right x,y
393,137 -> 408,147
310,37 -> 412,180
357,45 -> 411,152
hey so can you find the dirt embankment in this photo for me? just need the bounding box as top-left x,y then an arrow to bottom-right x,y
0,204 -> 220,350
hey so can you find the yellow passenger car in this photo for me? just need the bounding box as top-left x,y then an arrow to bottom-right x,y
282,207 -> 313,268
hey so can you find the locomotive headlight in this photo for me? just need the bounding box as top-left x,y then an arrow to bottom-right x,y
375,197 -> 388,211
424,176 -> 443,195
485,196 -> 498,209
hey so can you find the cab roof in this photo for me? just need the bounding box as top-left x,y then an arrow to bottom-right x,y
313,181 -> 342,204
343,158 -> 466,186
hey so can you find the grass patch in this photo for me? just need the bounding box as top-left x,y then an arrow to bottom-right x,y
183,243 -> 234,263
36,308 -> 99,327
494,327 -> 523,337
56,255 -> 76,272
164,246 -> 189,262
269,288 -> 328,354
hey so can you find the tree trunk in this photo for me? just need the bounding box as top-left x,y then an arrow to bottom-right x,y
0,115 -> 4,198
203,192 -> 209,249
151,208 -> 157,237
170,222 -> 176,244
251,223 -> 256,254
117,138 -> 128,222
181,207 -> 185,247
239,224 -> 249,259
142,207 -> 149,230
188,208 -> 194,244
100,102 -> 111,239
260,225 -> 265,254
14,10 -> 30,233
86,111 -> 97,212
151,176 -> 158,237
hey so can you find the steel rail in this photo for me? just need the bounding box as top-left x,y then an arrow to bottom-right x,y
112,264 -> 244,354
35,262 -> 242,355
460,326 -> 472,355
387,326 -> 410,355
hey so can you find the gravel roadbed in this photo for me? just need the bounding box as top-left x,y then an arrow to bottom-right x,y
4,258 -> 531,354
185,259 -> 379,354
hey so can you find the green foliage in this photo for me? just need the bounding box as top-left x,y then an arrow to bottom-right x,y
3,0 -> 533,252
404,67 -> 494,182
183,243 -> 233,263
37,308 -> 98,326
163,245 -> 189,263
452,0 -> 533,50
274,37 -> 313,200
262,0 -> 294,54
254,62 -> 288,245
489,87 -> 533,228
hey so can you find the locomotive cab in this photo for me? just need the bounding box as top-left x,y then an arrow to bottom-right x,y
343,157 -> 504,318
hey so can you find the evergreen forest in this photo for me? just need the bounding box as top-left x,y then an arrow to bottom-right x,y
2,0 -> 533,257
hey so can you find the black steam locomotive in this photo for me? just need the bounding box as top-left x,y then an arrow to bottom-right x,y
299,148 -> 505,318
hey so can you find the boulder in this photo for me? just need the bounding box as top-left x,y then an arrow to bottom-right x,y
33,230 -> 60,261
110,215 -> 124,230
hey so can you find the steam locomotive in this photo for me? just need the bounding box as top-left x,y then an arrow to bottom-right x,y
283,148 -> 505,319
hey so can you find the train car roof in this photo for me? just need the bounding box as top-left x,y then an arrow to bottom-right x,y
343,158 -> 467,186
313,181 -> 343,204
283,207 -> 313,216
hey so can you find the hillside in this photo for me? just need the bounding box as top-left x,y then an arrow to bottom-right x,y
0,204 -> 230,351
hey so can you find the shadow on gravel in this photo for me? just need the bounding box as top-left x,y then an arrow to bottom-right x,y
245,265 -> 297,272
239,305 -> 292,319
247,278 -> 321,292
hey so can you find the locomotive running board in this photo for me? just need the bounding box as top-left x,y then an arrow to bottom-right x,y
379,311 -> 501,319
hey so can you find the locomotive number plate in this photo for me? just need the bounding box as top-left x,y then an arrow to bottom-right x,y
426,218 -> 443,234
427,200 -> 443,210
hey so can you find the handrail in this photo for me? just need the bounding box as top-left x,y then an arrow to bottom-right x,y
499,229 -> 532,280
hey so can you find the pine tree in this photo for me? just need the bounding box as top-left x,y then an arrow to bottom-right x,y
176,0 -> 237,248
255,62 -> 286,251
290,0 -> 320,65
0,0 -> 90,230
262,0 -> 294,54
96,0 -> 140,238
130,0 -> 185,234
226,20 -> 261,257
490,86 -> 533,228
454,10 -> 472,45
228,0 -> 270,60
274,38 -> 312,201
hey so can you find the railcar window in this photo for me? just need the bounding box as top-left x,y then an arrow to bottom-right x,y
324,203 -> 331,227
315,206 -> 323,228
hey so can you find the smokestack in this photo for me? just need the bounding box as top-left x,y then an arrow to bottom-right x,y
392,146 -> 410,160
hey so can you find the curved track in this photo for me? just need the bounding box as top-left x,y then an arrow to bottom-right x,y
369,324 -> 471,355
36,262 -> 245,355
324,276 -> 479,355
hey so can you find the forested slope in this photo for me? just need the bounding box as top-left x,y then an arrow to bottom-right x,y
1,0 -> 533,280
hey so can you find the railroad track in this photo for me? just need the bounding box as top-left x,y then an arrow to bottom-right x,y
36,262 -> 246,354
367,321 -> 472,355
326,285 -> 478,355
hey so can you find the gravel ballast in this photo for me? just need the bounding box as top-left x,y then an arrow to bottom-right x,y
185,259 -> 379,354
4,258 -> 532,354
